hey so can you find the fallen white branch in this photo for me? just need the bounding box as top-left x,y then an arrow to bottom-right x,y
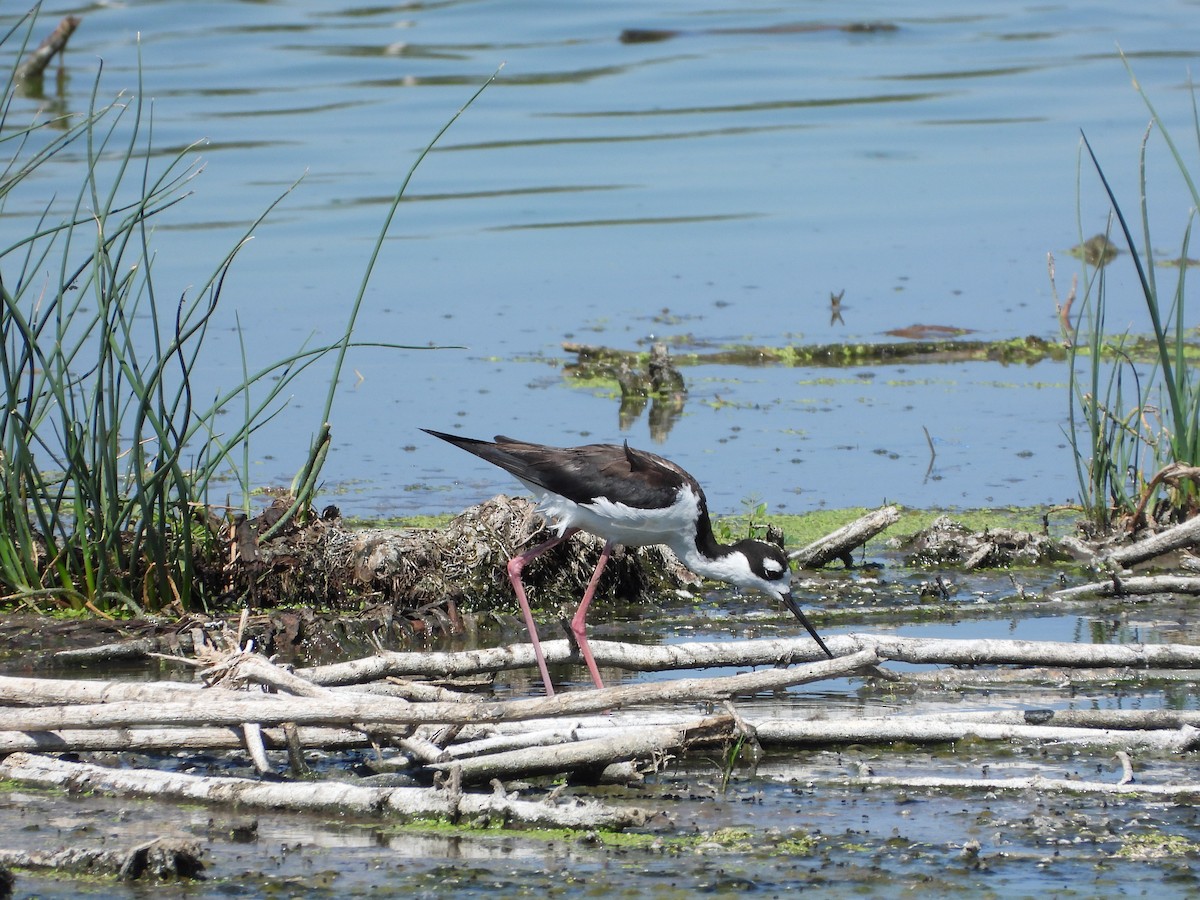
0,650 -> 877,733
0,725 -> 370,754
300,634 -> 1200,687
427,715 -> 733,783
1049,574 -> 1200,602
850,772 -> 1200,796
752,718 -> 1200,752
789,505 -> 900,567
0,674 -> 202,705
0,752 -> 653,830
1104,514 -> 1200,568
902,666 -> 1200,689
851,634 -> 1200,667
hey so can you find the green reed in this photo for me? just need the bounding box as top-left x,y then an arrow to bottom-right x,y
1066,61 -> 1200,529
0,13 -> 490,612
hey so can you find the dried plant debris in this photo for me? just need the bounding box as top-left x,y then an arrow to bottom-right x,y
224,495 -> 684,616
897,516 -> 1064,569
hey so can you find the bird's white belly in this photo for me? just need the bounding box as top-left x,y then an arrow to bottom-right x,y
522,480 -> 700,550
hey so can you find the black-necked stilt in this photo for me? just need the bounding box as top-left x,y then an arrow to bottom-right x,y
425,430 -> 834,696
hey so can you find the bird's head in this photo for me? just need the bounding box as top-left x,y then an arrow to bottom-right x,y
729,538 -> 793,599
732,539 -> 833,660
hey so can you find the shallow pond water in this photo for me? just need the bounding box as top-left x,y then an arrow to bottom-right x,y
5,563 -> 1200,897
4,2 -> 1200,895
3,0 -> 1199,514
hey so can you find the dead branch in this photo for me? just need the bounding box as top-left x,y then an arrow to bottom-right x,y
919,708 -> 1200,730
15,15 -> 81,81
849,772 -> 1200,796
1104,513 -> 1200,568
752,717 -> 1200,752
0,674 -> 203,705
426,715 -> 735,783
0,725 -> 370,754
300,636 -> 852,684
1049,573 -> 1200,601
0,650 -> 876,734
851,633 -> 1200,667
301,634 -> 1200,687
902,666 -> 1200,689
0,752 -> 654,830
789,505 -> 899,567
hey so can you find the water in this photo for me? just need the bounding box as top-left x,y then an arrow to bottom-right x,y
3,1 -> 1198,517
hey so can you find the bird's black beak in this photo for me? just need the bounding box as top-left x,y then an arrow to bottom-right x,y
781,590 -> 834,659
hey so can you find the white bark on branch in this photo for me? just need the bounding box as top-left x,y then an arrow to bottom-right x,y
1049,574 -> 1200,602
299,634 -> 1200,687
0,674 -> 202,705
1104,514 -> 1200,568
0,725 -> 370,754
0,650 -> 877,733
789,505 -> 900,566
902,666 -> 1200,689
427,715 -> 734,783
0,752 -> 654,830
850,772 -> 1200,796
752,718 -> 1200,752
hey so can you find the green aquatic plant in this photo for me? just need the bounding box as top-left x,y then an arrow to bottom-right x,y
1066,60 -> 1200,529
0,11 -> 491,612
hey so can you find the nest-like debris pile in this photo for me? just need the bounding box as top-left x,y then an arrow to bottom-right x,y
898,516 -> 1065,569
321,495 -> 687,612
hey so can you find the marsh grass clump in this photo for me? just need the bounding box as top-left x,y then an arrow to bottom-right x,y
0,11 -> 491,614
1064,60 -> 1200,532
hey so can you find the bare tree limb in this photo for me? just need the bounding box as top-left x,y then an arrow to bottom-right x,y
426,715 -> 734,783
15,15 -> 81,80
752,717 -> 1200,752
1104,514 -> 1200,568
789,505 -> 900,566
1049,574 -> 1200,601
0,752 -> 655,830
300,634 -> 1200,687
0,650 -> 877,733
849,772 -> 1200,796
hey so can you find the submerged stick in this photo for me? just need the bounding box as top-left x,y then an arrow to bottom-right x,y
752,717 -> 1200,752
849,772 -> 1200,797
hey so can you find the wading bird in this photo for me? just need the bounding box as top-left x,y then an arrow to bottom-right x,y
424,429 -> 834,695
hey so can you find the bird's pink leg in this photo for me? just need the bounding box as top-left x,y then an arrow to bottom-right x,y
568,539 -> 614,690
507,528 -> 580,697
